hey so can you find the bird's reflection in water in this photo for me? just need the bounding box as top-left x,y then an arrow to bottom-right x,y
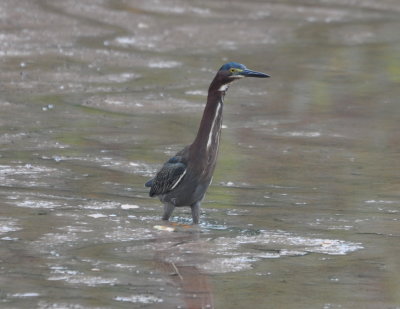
153,223 -> 214,309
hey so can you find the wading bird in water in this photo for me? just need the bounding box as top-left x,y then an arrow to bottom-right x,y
145,62 -> 269,224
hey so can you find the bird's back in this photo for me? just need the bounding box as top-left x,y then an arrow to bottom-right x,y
145,145 -> 215,206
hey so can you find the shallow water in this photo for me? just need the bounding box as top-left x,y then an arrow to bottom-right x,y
1,0 -> 400,308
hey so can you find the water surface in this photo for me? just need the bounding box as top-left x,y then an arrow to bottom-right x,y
1,0 -> 399,308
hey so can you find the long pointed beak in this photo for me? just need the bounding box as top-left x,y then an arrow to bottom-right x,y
241,69 -> 270,78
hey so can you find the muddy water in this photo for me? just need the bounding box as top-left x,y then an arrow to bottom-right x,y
1,0 -> 400,308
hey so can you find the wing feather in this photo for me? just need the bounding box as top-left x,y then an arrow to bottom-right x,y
148,156 -> 187,197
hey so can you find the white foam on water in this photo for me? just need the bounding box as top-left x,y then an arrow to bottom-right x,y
114,295 -> 163,304
106,72 -> 140,83
148,61 -> 181,68
87,213 -> 108,218
48,274 -> 118,287
15,199 -> 61,209
0,164 -> 63,187
284,131 -> 322,137
10,292 -> 40,298
201,256 -> 256,273
82,201 -> 120,210
0,217 -> 21,234
115,36 -> 136,45
104,227 -> 154,242
201,230 -> 363,273
121,204 -> 139,210
365,199 -> 396,204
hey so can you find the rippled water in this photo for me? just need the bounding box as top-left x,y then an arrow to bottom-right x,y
1,0 -> 400,308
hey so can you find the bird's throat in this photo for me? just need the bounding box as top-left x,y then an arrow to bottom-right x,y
191,90 -> 224,163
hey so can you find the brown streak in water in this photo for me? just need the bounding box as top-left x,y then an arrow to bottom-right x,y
153,230 -> 214,309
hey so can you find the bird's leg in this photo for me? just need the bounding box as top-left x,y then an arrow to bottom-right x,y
190,201 -> 201,224
162,203 -> 175,221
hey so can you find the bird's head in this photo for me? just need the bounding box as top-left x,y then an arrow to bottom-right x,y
215,62 -> 270,91
218,62 -> 270,79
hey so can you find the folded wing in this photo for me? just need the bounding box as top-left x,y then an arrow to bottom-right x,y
146,156 -> 187,197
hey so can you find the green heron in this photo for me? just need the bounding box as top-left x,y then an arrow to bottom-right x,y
145,62 -> 269,224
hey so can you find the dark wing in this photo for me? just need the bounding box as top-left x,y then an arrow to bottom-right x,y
147,156 -> 187,197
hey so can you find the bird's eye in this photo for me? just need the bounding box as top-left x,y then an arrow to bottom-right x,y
229,68 -> 237,73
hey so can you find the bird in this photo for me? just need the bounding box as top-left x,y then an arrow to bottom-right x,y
145,62 -> 270,224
